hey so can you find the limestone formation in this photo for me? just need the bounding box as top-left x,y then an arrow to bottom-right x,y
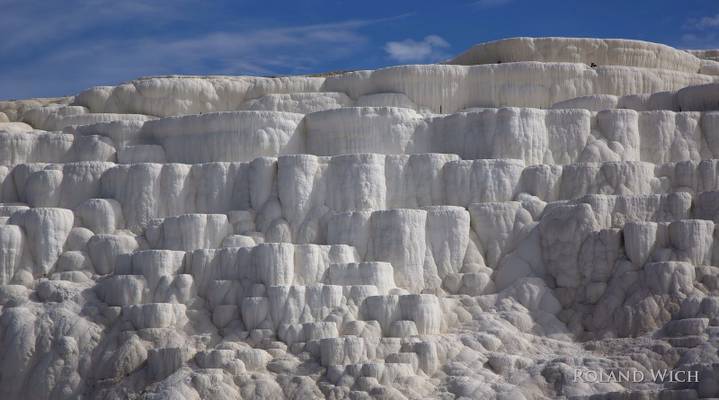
2,37 -> 719,399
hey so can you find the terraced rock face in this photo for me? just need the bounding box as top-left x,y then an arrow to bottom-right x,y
3,37 -> 719,400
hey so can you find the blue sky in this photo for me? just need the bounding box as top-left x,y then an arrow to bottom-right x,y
1,0 -> 718,100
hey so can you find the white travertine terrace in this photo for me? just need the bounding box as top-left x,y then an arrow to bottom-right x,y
74,62 -> 716,116
447,37 -> 704,72
689,49 -> 719,62
2,37 -> 719,399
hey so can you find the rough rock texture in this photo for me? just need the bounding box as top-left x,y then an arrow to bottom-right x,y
2,37 -> 719,399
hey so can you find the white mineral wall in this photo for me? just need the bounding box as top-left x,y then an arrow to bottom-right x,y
553,82 -> 719,112
0,132 -> 116,165
239,92 -> 353,113
18,106 -> 719,166
71,63 -> 717,117
140,111 -> 306,163
10,156 -> 719,235
3,37 -> 719,400
73,76 -> 326,117
688,48 -> 719,62
323,63 -> 715,112
448,37 -> 703,73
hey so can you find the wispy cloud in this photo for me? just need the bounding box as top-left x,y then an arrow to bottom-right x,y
681,12 -> 719,49
472,0 -> 513,9
685,14 -> 719,31
680,33 -> 719,49
0,21 -> 371,98
384,35 -> 450,63
0,0 -> 193,53
0,1 -> 409,99
127,19 -> 375,74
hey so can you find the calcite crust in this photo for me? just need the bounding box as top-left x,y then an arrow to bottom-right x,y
1,37 -> 719,399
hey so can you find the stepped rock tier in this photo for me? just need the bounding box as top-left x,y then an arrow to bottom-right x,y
3,37 -> 719,399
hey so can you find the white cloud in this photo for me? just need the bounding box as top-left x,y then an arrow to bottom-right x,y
690,14 -> 719,30
680,33 -> 719,49
0,1 -> 412,99
680,12 -> 719,49
0,0 -> 194,53
473,0 -> 513,9
384,35 -> 450,63
17,18 -> 375,77
0,23 -> 357,98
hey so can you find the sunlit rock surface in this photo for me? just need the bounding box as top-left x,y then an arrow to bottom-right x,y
2,37 -> 719,399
